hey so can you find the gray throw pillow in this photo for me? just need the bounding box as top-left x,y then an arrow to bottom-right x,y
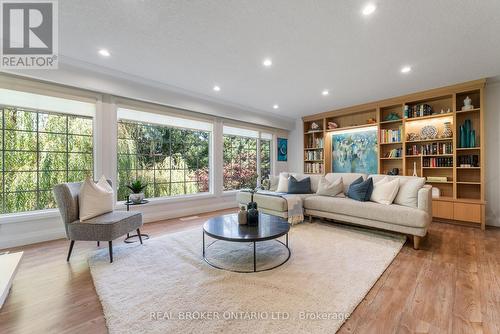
287,175 -> 311,194
316,177 -> 343,197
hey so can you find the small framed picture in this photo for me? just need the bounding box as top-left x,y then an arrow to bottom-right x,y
277,137 -> 288,161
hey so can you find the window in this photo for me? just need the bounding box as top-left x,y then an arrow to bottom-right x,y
0,106 -> 93,214
117,108 -> 211,201
222,126 -> 273,191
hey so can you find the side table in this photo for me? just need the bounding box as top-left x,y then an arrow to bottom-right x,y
124,199 -> 150,243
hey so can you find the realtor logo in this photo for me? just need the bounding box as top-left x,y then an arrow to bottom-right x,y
1,0 -> 58,68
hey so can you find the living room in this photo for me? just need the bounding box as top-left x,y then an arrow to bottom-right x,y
0,1 -> 499,333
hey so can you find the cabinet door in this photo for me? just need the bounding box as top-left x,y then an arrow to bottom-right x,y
432,201 -> 453,220
453,203 -> 481,223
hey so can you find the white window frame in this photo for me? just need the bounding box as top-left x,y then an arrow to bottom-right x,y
222,125 -> 274,192
116,107 -> 214,202
0,87 -> 98,220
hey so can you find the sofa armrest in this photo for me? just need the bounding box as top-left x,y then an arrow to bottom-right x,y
418,186 -> 432,217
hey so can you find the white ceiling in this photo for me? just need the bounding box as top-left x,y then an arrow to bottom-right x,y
59,0 -> 500,118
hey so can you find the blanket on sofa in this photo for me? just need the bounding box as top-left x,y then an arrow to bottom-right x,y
244,190 -> 304,225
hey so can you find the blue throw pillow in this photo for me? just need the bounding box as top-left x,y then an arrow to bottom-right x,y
287,175 -> 312,194
347,177 -> 373,201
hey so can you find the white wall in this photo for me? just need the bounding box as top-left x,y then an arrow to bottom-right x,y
485,80 -> 500,227
0,66 -> 293,249
287,119 -> 304,173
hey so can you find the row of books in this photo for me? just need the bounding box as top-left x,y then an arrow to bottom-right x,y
306,137 -> 324,149
423,157 -> 453,167
304,150 -> 323,161
406,142 -> 453,156
304,162 -> 323,174
380,127 -> 402,143
384,148 -> 402,158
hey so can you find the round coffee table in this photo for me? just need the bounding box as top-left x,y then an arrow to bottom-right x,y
203,213 -> 291,273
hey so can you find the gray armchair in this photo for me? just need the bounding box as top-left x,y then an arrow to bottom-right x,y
53,181 -> 143,263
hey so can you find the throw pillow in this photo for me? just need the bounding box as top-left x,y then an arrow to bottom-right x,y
370,177 -> 400,205
79,176 -> 114,221
269,175 -> 280,191
347,177 -> 373,202
316,177 -> 343,197
276,172 -> 289,193
394,177 -> 426,208
288,175 -> 312,194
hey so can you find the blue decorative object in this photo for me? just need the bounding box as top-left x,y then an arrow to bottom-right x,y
460,125 -> 465,148
470,130 -> 476,148
277,137 -> 288,161
347,177 -> 373,202
332,127 -> 378,174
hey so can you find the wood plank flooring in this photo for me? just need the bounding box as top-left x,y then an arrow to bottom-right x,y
0,209 -> 499,334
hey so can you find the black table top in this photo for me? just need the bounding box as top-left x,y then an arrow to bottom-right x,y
203,213 -> 290,242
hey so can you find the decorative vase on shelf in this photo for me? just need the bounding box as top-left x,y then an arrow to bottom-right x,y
459,125 -> 465,148
464,119 -> 472,148
442,122 -> 453,138
462,96 -> 474,111
470,130 -> 476,148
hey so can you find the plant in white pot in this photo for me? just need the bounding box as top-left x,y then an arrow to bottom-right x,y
127,180 -> 147,204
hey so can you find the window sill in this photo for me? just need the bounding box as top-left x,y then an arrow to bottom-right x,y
115,192 -> 216,209
0,209 -> 61,225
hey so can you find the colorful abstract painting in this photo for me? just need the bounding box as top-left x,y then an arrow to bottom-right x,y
332,127 -> 378,174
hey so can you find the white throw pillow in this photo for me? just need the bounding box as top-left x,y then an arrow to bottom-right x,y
316,177 -> 343,197
79,176 -> 114,221
276,173 -> 289,193
394,178 -> 426,208
269,175 -> 280,191
370,177 -> 400,205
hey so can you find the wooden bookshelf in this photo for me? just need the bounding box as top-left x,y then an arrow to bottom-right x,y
302,79 -> 486,229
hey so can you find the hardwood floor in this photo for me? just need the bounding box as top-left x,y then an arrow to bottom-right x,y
1,210 -> 499,334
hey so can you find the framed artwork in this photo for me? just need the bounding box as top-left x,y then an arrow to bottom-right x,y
331,127 -> 378,174
277,137 -> 288,161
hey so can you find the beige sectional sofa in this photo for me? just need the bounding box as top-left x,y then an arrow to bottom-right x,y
236,172 -> 432,249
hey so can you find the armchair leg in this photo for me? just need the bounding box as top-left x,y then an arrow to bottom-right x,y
108,241 -> 113,263
137,229 -> 143,244
97,241 -> 100,247
66,240 -> 75,262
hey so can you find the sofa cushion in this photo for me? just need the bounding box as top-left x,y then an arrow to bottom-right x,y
316,177 -> 343,197
276,172 -> 289,193
370,177 -> 400,205
347,177 -> 373,201
369,174 -> 425,208
325,172 -> 367,193
304,196 -> 429,228
288,175 -> 312,194
269,175 -> 280,191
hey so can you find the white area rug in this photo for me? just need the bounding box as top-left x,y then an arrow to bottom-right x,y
89,222 -> 405,334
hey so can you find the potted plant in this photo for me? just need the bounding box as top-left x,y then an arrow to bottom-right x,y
127,180 -> 147,204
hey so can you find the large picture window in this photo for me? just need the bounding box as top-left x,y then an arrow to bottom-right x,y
0,106 -> 93,214
223,126 -> 272,191
117,109 -> 211,201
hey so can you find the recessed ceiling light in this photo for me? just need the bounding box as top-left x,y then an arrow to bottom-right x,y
362,3 -> 376,16
401,66 -> 412,73
263,58 -> 273,67
213,85 -> 221,92
322,89 -> 330,96
273,104 -> 279,109
98,49 -> 111,57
